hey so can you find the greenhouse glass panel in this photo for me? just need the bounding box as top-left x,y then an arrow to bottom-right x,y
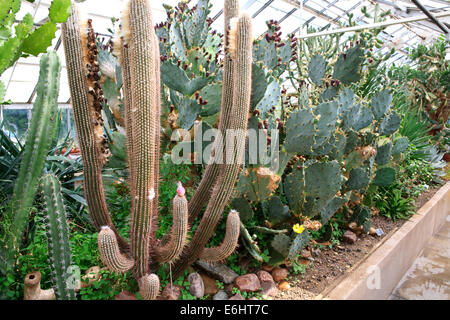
2,108 -> 29,140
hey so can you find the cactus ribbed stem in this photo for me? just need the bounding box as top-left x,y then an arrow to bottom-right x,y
119,38 -> 137,211
150,31 -> 162,250
1,51 -> 61,273
138,273 -> 160,300
199,210 -> 240,262
62,3 -> 128,252
187,0 -> 240,224
41,174 -> 76,300
123,0 -> 159,278
98,226 -> 134,273
173,13 -> 253,278
154,192 -> 188,263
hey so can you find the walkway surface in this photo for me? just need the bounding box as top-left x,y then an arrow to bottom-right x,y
389,214 -> 450,300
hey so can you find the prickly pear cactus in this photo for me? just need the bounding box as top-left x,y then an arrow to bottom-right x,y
236,9 -> 404,263
156,0 -> 222,131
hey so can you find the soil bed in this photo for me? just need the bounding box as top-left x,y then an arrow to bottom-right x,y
272,186 -> 441,300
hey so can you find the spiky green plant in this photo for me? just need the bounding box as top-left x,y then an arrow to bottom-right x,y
0,51 -> 61,275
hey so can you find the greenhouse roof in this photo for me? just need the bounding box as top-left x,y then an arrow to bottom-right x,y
1,0 -> 449,105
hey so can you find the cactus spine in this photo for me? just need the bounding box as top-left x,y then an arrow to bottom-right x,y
0,51 -> 61,274
63,0 -> 249,298
40,174 -> 76,300
173,12 -> 252,277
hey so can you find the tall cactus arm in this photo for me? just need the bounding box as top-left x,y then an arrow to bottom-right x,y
154,183 -> 188,263
1,51 -> 61,273
122,0 -> 160,278
150,30 -> 162,251
116,34 -> 137,212
138,273 -> 160,300
41,174 -> 76,300
187,0 -> 240,224
199,210 -> 240,262
61,2 -> 128,251
98,226 -> 134,273
173,13 -> 253,277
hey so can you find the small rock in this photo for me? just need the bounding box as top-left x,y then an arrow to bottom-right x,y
348,222 -> 360,232
213,290 -> 229,300
256,270 -> 278,297
262,264 -> 275,272
229,293 -> 245,300
301,249 -> 311,259
114,290 -> 137,300
271,268 -> 288,282
300,259 -> 311,266
195,261 -> 238,284
261,281 -> 278,297
369,227 -> 377,236
342,230 -> 357,244
235,274 -> 261,292
278,281 -> 290,291
161,284 -> 181,300
200,273 -> 219,295
188,272 -> 205,298
375,228 -> 385,236
256,270 -> 274,283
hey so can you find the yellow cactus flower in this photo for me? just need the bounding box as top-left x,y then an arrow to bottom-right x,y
293,224 -> 305,234
199,65 -> 203,72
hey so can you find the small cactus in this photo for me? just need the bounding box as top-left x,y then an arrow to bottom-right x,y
1,51 -> 61,274
41,174 -> 76,300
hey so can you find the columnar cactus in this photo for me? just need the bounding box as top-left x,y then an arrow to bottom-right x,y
0,51 -> 61,274
187,0 -> 239,223
172,10 -> 253,277
40,174 -> 76,300
62,0 -> 251,299
62,4 -> 128,251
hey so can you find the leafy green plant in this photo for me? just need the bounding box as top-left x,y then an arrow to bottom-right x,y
291,259 -> 307,275
0,0 -> 72,75
373,184 -> 415,221
216,280 -> 224,290
231,287 -> 263,299
389,36 -> 449,153
79,269 -> 137,300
